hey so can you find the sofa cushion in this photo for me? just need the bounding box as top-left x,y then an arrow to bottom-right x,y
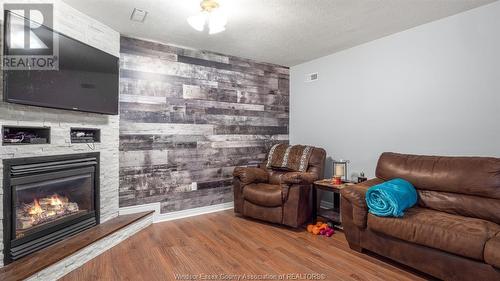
368,207 -> 500,260
418,190 -> 500,224
484,233 -> 500,269
243,183 -> 283,207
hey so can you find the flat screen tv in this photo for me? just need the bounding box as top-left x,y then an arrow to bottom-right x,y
3,10 -> 119,115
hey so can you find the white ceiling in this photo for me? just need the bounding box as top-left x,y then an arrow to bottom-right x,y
63,0 -> 496,66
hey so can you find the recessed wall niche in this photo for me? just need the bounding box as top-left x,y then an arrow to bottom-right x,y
2,126 -> 51,145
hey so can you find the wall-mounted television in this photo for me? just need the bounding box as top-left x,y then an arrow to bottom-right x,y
3,10 -> 119,115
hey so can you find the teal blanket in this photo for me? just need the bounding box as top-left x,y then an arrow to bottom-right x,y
366,178 -> 417,217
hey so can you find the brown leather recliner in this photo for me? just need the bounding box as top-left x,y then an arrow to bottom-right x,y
233,146 -> 325,228
341,152 -> 500,281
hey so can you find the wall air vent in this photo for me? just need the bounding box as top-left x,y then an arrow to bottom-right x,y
306,72 -> 318,82
130,8 -> 148,23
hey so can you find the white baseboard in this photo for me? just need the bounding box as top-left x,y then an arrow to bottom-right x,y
119,202 -> 234,223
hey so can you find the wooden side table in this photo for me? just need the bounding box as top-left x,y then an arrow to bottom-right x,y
311,179 -> 355,228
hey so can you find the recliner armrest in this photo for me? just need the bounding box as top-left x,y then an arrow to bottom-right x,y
233,167 -> 269,185
340,178 -> 384,228
280,172 -> 317,185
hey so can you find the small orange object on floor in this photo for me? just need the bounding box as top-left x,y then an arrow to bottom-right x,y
307,221 -> 335,237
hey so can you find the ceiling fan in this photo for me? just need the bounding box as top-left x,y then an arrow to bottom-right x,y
187,0 -> 227,35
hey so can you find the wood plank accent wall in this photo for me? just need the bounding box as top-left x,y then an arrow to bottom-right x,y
119,37 -> 289,212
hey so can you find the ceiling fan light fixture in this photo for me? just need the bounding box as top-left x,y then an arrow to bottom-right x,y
208,9 -> 226,34
208,24 -> 225,35
187,12 -> 208,32
188,0 -> 227,34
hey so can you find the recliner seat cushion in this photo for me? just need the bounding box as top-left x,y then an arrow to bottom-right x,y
243,183 -> 283,207
367,207 -> 500,260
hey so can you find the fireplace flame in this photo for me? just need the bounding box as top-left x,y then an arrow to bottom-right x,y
50,194 -> 64,207
20,194 -> 81,232
28,199 -> 43,216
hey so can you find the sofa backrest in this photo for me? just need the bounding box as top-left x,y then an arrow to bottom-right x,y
376,152 -> 500,223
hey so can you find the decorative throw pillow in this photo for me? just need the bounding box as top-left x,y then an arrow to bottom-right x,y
266,144 -> 313,172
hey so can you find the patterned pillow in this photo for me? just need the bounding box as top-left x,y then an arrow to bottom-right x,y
266,144 -> 313,172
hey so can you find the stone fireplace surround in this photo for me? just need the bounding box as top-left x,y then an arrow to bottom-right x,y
0,0 -> 121,269
0,104 -> 121,267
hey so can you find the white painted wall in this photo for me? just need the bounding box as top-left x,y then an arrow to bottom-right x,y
290,1 -> 500,179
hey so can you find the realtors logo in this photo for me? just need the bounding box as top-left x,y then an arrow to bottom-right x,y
3,3 -> 59,70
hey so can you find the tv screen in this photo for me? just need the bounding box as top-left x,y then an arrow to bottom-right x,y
3,11 -> 119,115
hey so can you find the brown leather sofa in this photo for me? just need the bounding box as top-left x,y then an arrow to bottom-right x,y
341,152 -> 500,281
233,147 -> 325,227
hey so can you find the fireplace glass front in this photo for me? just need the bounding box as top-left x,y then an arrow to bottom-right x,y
14,173 -> 95,239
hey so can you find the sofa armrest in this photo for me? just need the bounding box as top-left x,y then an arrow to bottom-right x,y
485,233 -> 500,269
280,172 -> 317,185
340,178 -> 384,228
233,167 -> 269,185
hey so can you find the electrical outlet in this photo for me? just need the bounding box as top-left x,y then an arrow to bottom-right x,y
191,182 -> 198,191
130,8 -> 148,23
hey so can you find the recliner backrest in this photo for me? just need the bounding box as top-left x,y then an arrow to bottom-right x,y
306,147 -> 326,179
262,146 -> 326,185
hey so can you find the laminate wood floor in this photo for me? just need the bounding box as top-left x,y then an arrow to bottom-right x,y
0,212 -> 153,281
61,210 -> 427,281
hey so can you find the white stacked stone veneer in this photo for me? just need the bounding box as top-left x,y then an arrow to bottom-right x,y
0,0 -> 120,267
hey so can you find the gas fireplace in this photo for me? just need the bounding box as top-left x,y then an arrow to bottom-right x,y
3,153 -> 100,264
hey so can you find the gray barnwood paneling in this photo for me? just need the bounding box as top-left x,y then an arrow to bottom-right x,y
119,37 -> 289,211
